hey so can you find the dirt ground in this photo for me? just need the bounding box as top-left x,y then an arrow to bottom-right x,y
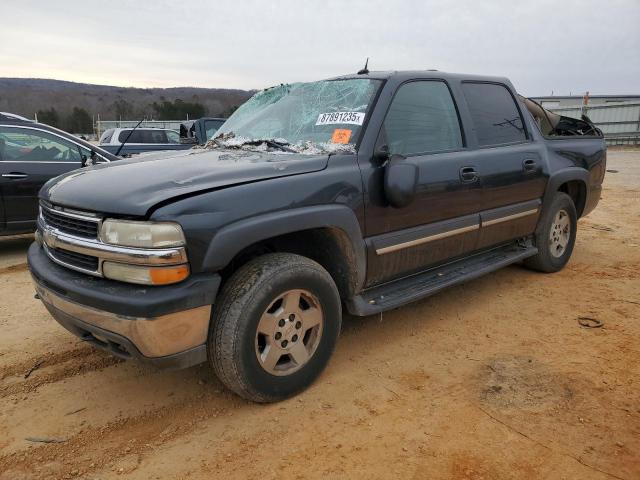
1,150 -> 638,480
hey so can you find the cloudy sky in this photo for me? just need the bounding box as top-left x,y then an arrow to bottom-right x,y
1,0 -> 638,95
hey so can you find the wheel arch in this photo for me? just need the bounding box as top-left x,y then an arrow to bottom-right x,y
539,168 -> 589,229
202,205 -> 367,298
558,179 -> 587,218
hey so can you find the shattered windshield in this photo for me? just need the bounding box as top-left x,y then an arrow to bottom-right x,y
211,79 -> 382,154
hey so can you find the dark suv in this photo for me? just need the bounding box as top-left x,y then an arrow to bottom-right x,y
28,71 -> 606,402
0,114 -> 116,236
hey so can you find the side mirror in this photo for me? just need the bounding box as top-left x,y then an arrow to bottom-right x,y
384,154 -> 418,208
374,144 -> 390,164
81,150 -> 98,167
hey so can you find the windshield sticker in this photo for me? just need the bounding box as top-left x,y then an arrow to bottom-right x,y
316,112 -> 365,126
331,129 -> 352,144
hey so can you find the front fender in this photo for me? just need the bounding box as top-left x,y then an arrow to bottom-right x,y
201,205 -> 367,290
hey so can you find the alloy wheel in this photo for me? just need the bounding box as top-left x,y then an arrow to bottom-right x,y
255,289 -> 323,376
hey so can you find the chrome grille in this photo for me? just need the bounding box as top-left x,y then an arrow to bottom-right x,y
37,203 -> 188,280
47,246 -> 99,272
40,204 -> 100,239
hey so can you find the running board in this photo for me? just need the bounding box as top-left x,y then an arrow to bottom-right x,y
347,243 -> 538,316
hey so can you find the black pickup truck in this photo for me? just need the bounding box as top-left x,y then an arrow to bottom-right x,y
28,70 -> 606,402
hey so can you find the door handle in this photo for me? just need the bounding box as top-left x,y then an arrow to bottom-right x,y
459,166 -> 478,183
1,173 -> 28,179
522,159 -> 537,173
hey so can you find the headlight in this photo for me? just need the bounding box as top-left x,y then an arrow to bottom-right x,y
103,262 -> 190,285
100,219 -> 185,248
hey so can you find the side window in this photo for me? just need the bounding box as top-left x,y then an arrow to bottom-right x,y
118,130 -> 132,143
166,130 -> 180,143
0,127 -> 81,163
205,120 -> 224,140
99,129 -> 114,144
382,81 -> 463,156
118,130 -> 147,143
461,83 -> 527,146
148,130 -> 168,144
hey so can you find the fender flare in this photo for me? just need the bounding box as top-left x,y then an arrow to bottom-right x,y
540,167 -> 589,225
202,205 -> 367,290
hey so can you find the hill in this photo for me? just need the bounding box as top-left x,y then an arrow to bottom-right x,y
0,78 -> 254,130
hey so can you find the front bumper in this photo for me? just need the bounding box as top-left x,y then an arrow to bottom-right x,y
28,242 -> 220,369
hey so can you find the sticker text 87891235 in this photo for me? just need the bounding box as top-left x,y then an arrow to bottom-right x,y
316,112 -> 365,126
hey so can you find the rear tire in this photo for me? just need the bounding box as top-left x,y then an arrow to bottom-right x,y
208,253 -> 341,403
524,192 -> 577,273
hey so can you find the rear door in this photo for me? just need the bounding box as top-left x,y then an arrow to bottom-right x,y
0,126 -> 83,233
459,82 -> 546,249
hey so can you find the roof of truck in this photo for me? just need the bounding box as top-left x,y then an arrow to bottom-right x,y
331,70 -> 512,85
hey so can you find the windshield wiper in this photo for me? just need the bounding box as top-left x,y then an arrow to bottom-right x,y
262,139 -> 297,153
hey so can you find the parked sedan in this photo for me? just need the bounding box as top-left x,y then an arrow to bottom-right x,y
0,113 -> 117,236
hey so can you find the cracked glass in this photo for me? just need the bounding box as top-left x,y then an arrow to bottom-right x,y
213,79 -> 382,154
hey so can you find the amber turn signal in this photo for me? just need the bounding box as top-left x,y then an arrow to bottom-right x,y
102,262 -> 190,285
149,265 -> 190,285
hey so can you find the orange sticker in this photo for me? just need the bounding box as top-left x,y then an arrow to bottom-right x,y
331,129 -> 352,144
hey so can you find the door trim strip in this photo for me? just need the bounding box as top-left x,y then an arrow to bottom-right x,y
482,208 -> 539,227
376,224 -> 479,255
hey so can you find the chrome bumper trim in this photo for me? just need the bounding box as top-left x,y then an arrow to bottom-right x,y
35,281 -> 211,357
39,225 -> 188,276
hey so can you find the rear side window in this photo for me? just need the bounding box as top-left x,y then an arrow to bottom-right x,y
382,81 -> 463,156
461,83 -> 527,146
99,129 -> 114,144
117,129 -> 168,143
147,130 -> 168,143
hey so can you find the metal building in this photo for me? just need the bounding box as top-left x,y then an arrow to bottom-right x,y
530,95 -> 640,145
531,95 -> 640,109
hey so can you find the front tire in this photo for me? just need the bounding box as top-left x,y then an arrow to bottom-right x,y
208,253 -> 341,402
524,192 -> 577,273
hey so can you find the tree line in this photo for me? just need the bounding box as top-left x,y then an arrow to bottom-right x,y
36,99 -> 240,133
0,78 -> 253,133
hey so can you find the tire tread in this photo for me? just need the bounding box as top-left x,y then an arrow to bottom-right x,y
524,192 -> 577,273
208,253 -> 339,402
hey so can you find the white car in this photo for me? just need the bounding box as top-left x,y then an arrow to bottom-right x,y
99,127 -> 182,155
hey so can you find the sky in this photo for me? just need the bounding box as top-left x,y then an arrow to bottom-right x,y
1,0 -> 639,96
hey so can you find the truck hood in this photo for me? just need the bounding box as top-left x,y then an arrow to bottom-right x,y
41,148 -> 329,216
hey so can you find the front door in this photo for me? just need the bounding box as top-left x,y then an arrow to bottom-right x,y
0,126 -> 83,233
362,80 -> 482,286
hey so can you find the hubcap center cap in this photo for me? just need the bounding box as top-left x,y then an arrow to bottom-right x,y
281,322 -> 296,343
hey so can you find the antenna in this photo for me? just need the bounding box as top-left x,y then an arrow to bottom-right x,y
357,58 -> 369,75
115,117 -> 145,157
